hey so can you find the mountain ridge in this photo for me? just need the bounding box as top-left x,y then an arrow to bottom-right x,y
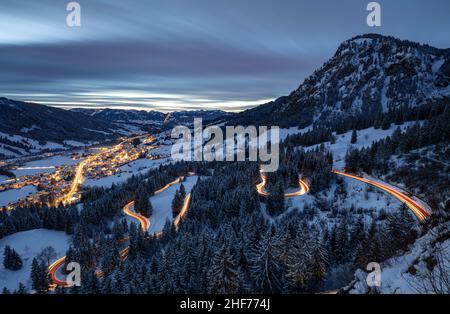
231,33 -> 450,128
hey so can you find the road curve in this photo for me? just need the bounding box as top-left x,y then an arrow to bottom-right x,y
49,173 -> 195,288
332,170 -> 431,221
256,170 -> 309,197
123,201 -> 150,232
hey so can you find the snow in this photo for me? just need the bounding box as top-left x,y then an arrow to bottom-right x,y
0,132 -> 65,152
0,229 -> 70,292
349,222 -> 450,294
12,155 -> 79,177
303,122 -> 420,169
63,140 -> 86,147
147,175 -> 198,234
432,59 -> 445,74
0,175 -> 8,183
329,176 -> 401,213
0,145 -> 25,157
351,38 -> 374,45
0,185 -> 37,208
20,125 -> 40,133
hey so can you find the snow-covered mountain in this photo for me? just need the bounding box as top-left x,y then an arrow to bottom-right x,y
72,108 -> 235,129
233,34 -> 450,127
0,98 -> 127,159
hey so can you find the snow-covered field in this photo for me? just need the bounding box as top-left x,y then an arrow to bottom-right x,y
147,175 -> 198,234
0,132 -> 65,158
0,229 -> 70,292
303,122 -> 421,169
12,155 -> 79,177
83,157 -> 170,188
0,185 -> 37,208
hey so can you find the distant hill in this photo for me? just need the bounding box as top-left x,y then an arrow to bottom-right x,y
0,98 -> 126,159
71,108 -> 235,128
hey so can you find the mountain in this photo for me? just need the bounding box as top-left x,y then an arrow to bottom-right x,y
72,108 -> 235,129
0,98 -> 125,158
232,34 -> 450,128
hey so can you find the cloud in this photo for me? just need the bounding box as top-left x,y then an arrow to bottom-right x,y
0,0 -> 449,111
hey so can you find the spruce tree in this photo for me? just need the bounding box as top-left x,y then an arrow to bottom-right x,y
207,246 -> 240,293
3,246 -> 23,271
249,229 -> 282,293
31,258 -> 49,293
351,129 -> 358,144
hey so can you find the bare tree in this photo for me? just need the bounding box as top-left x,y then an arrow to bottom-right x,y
406,229 -> 450,294
36,246 -> 57,267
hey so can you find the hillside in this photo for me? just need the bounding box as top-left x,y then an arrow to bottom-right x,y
0,98 -> 125,159
232,34 -> 450,128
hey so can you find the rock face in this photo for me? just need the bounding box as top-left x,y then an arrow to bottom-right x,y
233,34 -> 450,128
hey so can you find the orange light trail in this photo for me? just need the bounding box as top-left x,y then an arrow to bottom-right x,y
256,170 -> 309,198
49,172 -> 195,289
173,193 -> 191,230
122,201 -> 149,232
154,177 -> 184,195
332,170 -> 430,221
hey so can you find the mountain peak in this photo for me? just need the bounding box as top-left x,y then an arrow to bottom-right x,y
234,34 -> 450,128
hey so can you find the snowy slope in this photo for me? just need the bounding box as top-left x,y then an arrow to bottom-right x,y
348,222 -> 450,294
12,155 -> 79,177
0,185 -> 37,208
303,122 -> 421,169
0,229 -> 70,292
147,175 -> 198,234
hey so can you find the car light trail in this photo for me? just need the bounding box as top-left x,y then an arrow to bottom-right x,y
332,170 -> 430,221
123,201 -> 150,232
256,169 -> 309,197
49,172 -> 196,289
154,177 -> 184,195
173,193 -> 191,230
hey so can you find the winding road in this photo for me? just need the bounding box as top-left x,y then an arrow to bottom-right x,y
256,170 -> 310,197
49,166 -> 431,288
332,170 -> 431,221
49,174 -> 194,288
256,168 -> 430,222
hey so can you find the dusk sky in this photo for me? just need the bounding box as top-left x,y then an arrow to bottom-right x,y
1,0 -> 449,112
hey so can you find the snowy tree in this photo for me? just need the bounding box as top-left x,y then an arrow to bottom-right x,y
286,230 -> 313,292
3,245 -> 23,271
135,184 -> 152,218
207,246 -> 240,294
36,246 -> 57,267
30,258 -> 50,293
351,129 -> 358,144
249,229 -> 283,293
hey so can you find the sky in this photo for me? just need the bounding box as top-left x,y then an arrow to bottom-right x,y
0,0 -> 449,112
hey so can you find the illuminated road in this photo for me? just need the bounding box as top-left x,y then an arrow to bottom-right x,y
332,170 -> 431,221
49,173 -> 195,288
256,170 -> 309,197
173,193 -> 191,230
48,256 -> 70,289
59,158 -> 89,205
58,134 -> 152,206
123,201 -> 150,232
